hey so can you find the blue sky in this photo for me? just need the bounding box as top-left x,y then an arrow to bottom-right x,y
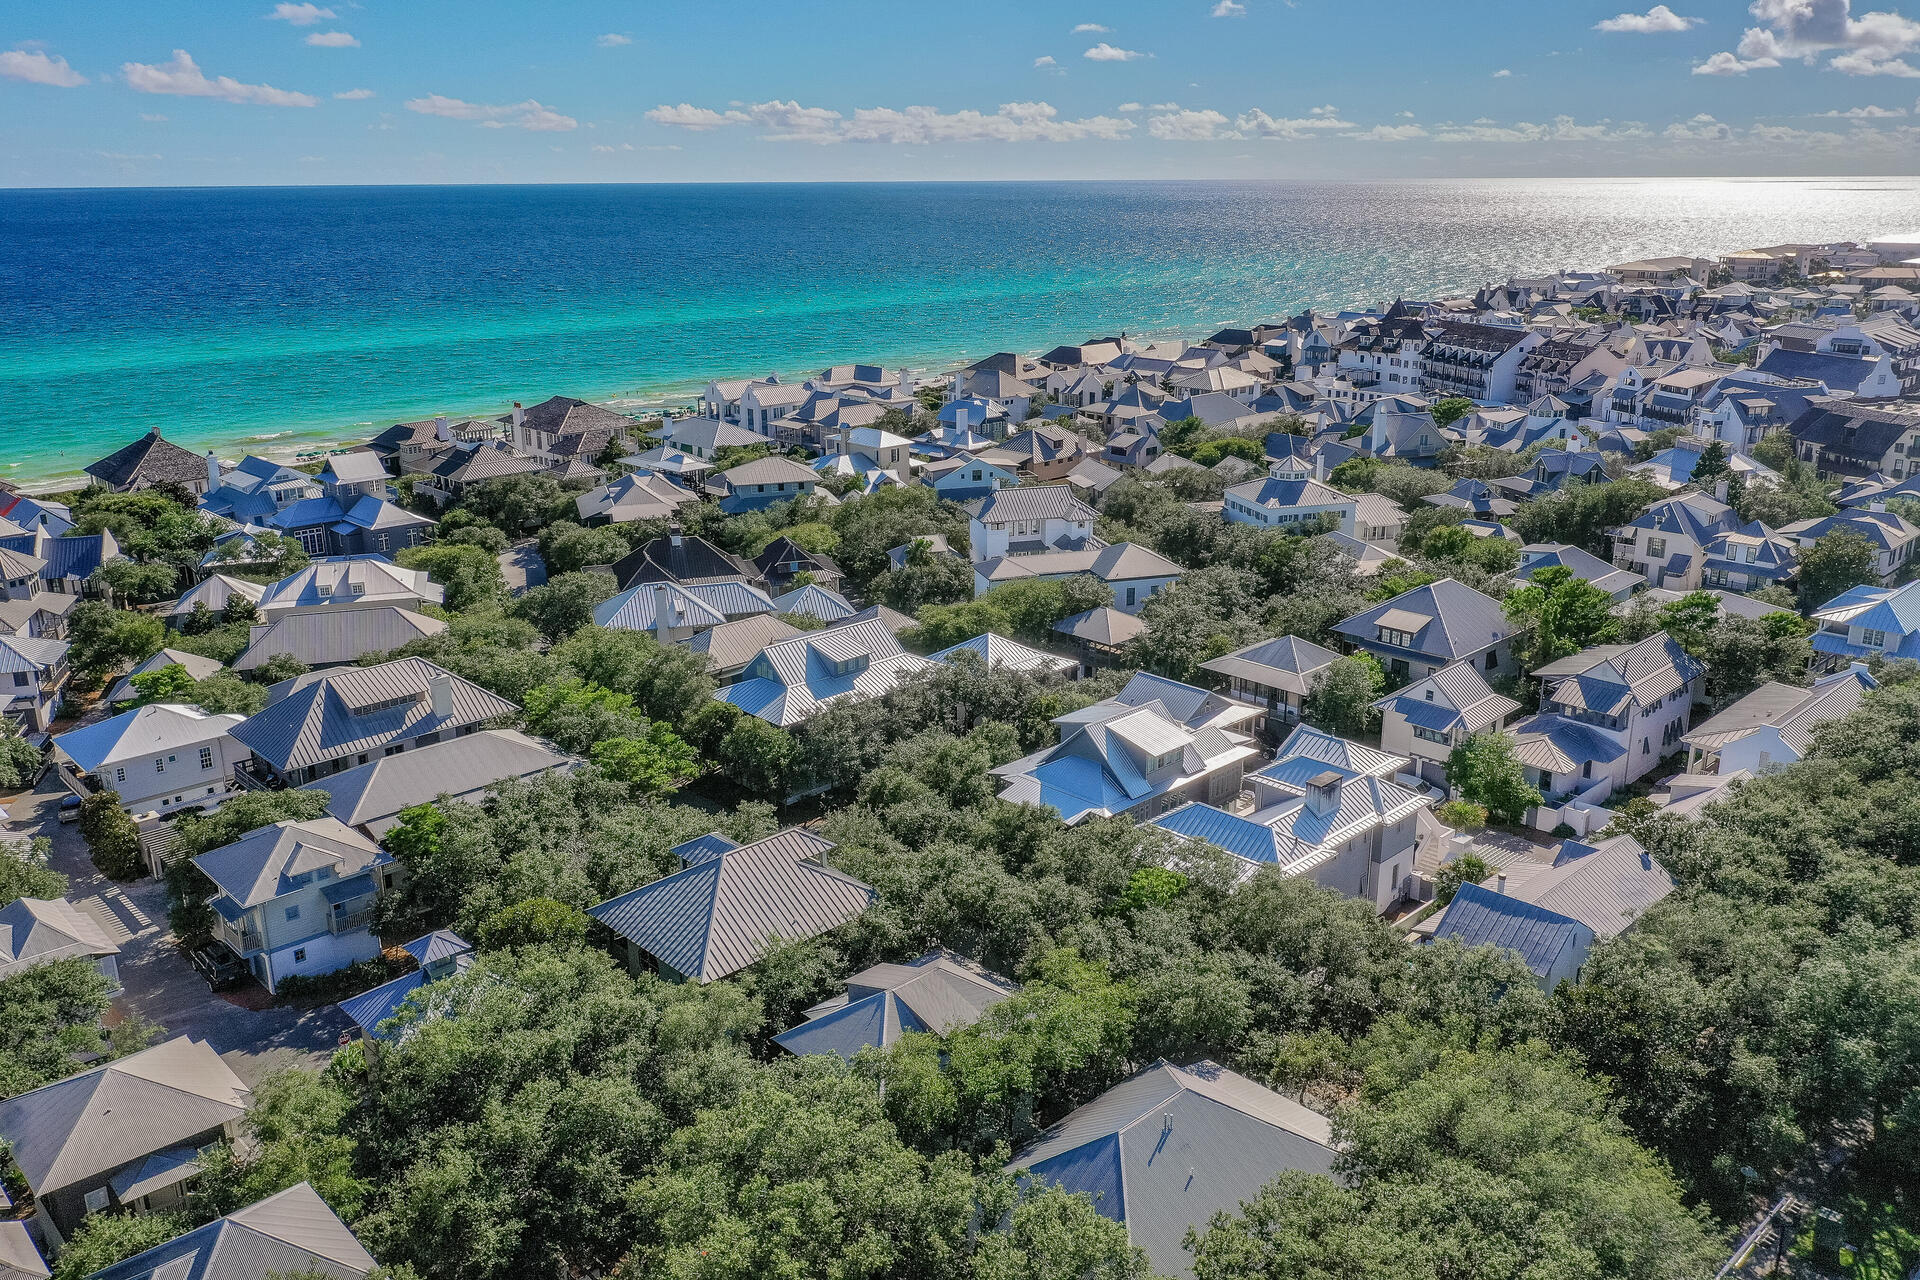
4,0 -> 1920,186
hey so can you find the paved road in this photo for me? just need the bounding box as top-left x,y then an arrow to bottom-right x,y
12,778 -> 349,1088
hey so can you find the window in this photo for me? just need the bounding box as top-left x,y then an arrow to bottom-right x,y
199,747 -> 214,770
115,767 -> 125,783
1125,587 -> 1137,606
83,1188 -> 111,1214
1376,626 -> 1414,648
153,757 -> 165,774
284,904 -> 301,922
1424,689 -> 1435,701
1412,725 -> 1450,745
1861,628 -> 1888,648
1485,651 -> 1498,671
293,948 -> 307,963
1647,537 -> 1667,557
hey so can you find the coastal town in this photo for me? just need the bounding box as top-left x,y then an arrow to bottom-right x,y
2,229 -> 1920,1280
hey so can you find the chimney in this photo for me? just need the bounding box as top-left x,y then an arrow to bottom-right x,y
1314,451 -> 1326,481
668,524 -> 683,549
428,671 -> 454,719
205,449 -> 221,492
435,415 -> 450,443
511,402 -> 526,452
1495,873 -> 1508,895
954,402 -> 970,434
1304,769 -> 1342,817
653,585 -> 675,641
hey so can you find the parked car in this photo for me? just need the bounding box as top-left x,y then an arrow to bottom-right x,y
190,941 -> 247,991
57,794 -> 83,824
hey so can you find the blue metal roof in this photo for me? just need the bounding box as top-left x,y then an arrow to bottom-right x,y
771,990 -> 930,1061
1431,883 -> 1586,978
1386,696 -> 1462,733
1152,803 -> 1280,865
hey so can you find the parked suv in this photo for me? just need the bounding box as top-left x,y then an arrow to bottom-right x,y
189,941 -> 247,991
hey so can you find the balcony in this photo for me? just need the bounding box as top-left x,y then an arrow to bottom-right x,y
217,917 -> 263,956
329,908 -> 374,936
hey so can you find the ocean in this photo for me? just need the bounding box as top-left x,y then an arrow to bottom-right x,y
5,176 -> 1919,489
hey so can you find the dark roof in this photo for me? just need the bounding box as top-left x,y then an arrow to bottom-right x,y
1790,398 -> 1920,470
229,658 -> 518,773
752,537 -> 843,578
613,534 -> 755,590
84,430 -> 207,489
1431,882 -> 1589,979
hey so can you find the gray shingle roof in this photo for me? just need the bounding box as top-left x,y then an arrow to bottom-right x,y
84,430 -> 208,490
1332,577 -> 1515,661
587,829 -> 874,983
193,817 -> 385,909
229,657 -> 518,773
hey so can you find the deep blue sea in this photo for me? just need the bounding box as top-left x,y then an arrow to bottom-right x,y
5,177 -> 1920,488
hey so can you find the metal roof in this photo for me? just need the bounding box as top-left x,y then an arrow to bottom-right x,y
233,607 -> 446,672
1008,1060 -> 1336,1279
193,817 -> 386,909
0,1037 -> 249,1194
972,485 -> 1098,526
0,897 -> 120,981
1200,635 -> 1339,695
103,649 -> 228,705
587,829 -> 873,983
1432,882 -> 1590,979
775,949 -> 1017,1061
314,729 -> 578,836
54,703 -> 246,774
927,633 -> 1080,675
229,657 -> 518,772
85,1181 -> 377,1280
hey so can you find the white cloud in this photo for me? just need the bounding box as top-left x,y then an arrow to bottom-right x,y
304,31 -> 358,47
1233,106 -> 1355,137
592,142 -> 636,152
267,3 -> 335,25
1694,50 -> 1759,73
1148,108 -> 1230,139
1424,115 -> 1645,143
406,94 -> 578,131
1816,102 -> 1908,114
1396,109 -> 1416,118
1034,54 -> 1062,71
140,112 -> 167,121
597,33 -> 632,47
1072,23 -> 1111,32
1211,0 -> 1247,15
1491,67 -> 1513,77
1352,123 -> 1429,141
123,51 -> 318,106
0,48 -> 87,87
1665,112 -> 1733,138
1084,42 -> 1147,60
647,98 -> 1135,144
1308,103 -> 1339,115
1118,101 -> 1142,111
97,150 -> 161,163
334,87 -> 375,100
1699,0 -> 1920,77
1148,100 -> 1181,109
1594,5 -> 1702,32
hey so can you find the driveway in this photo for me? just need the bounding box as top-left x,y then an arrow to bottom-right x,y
499,539 -> 548,597
12,778 -> 350,1088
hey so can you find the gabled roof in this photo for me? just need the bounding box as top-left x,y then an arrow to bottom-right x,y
234,606 -> 447,672
53,703 -> 246,773
588,829 -> 873,983
774,949 -> 1017,1060
1431,882 -> 1589,979
315,729 -> 578,836
0,1037 -> 248,1194
971,485 -> 1097,526
594,581 -> 729,633
85,1181 -> 377,1280
715,456 -> 818,488
229,657 -> 518,772
1683,667 -> 1872,755
1008,1060 -> 1336,1279
686,613 -> 806,673
773,583 -> 856,623
1373,660 -> 1522,735
255,555 -> 442,616
0,634 -> 67,675
574,471 -> 697,523
0,897 -> 119,982
1533,632 -> 1701,707
338,932 -> 476,1039
194,817 -> 385,909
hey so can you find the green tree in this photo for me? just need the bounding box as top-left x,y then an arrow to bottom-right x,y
538,521 -> 631,574
475,896 -> 590,951
0,955 -> 145,1098
1504,564 -> 1619,668
1446,733 -> 1543,822
718,714 -> 796,798
0,727 -> 42,791
1689,440 -> 1731,489
510,570 -> 617,642
590,724 -> 700,795
187,670 -> 270,717
1796,528 -> 1879,611
51,1211 -> 191,1280
67,602 -> 166,692
253,652 -> 310,685
1301,654 -> 1385,739
90,556 -> 179,606
457,473 -> 569,537
79,790 -> 143,880
1429,396 -> 1476,427
397,542 -> 505,612
1432,851 -> 1491,905
522,677 -> 649,754
549,625 -> 715,728
128,661 -> 197,705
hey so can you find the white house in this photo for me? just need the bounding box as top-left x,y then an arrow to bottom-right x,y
1372,661 -> 1523,788
1221,445 -> 1357,532
974,542 -> 1183,613
967,486 -> 1099,562
51,703 -> 250,819
1681,666 -> 1874,777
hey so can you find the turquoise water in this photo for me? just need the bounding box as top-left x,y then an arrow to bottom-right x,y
5,177 -> 1919,488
